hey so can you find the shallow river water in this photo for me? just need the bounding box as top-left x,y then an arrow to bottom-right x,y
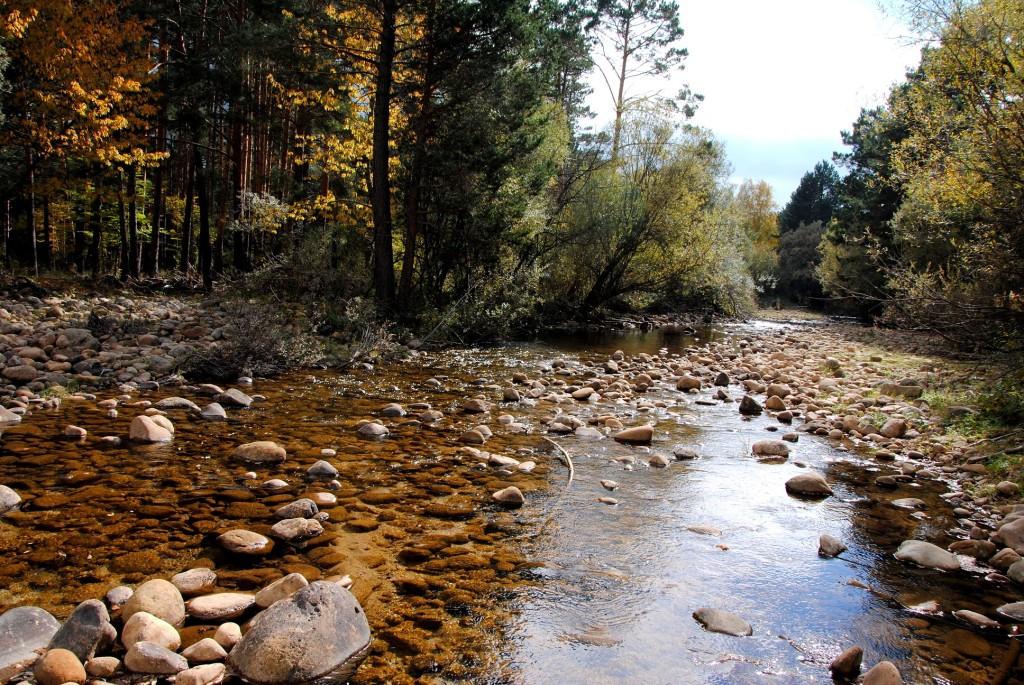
0,323 -> 1019,684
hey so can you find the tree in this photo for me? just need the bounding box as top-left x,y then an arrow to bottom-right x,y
777,160 -> 839,233
592,0 -> 693,159
732,179 -> 777,295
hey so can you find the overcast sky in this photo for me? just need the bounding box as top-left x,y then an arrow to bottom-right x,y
585,0 -> 921,205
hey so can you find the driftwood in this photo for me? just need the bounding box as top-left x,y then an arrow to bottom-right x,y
543,436 -> 574,487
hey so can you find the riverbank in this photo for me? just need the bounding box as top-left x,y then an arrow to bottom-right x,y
1,291 -> 1023,684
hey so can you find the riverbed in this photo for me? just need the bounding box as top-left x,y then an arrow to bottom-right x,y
0,321 -> 1018,684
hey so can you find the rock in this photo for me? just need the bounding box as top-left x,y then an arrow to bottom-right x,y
218,530 -> 274,556
953,609 -> 1000,630
600,480 -> 618,490
676,374 -> 701,391
3,365 -> 40,383
892,498 -> 926,510
692,608 -> 752,636
862,661 -> 903,685
648,454 -> 670,468
764,396 -> 785,411
275,499 -> 319,520
216,389 -> 253,407
271,518 -> 324,544
33,648 -> 86,685
672,446 -> 699,460
85,656 -> 119,678
894,540 -> 961,571
502,387 -> 521,402
1007,559 -> 1024,583
739,395 -> 762,415
461,429 -> 487,445
177,663 -> 226,685
766,383 -> 791,398
714,372 -> 729,386
227,582 -> 371,685
0,606 -> 60,683
105,586 -> 133,607
124,642 -> 188,675
0,485 -> 20,515
880,418 -> 907,439
187,593 -> 256,622
172,568 -> 218,596
990,547 -> 1022,570
307,461 -> 338,479
48,599 -> 112,661
612,425 -> 653,444
597,496 -> 618,505
122,579 -> 186,627
686,525 -> 722,536
948,539 -> 996,560
492,486 -> 525,508
0,406 -> 22,423
213,623 -> 242,649
997,601 -> 1024,621
879,383 -> 922,400
256,573 -> 309,608
818,534 -> 847,558
356,422 -> 388,437
997,481 -> 1020,497
752,440 -> 790,458
129,415 -> 173,442
829,646 -> 863,680
572,387 -> 595,400
121,612 -> 181,651
785,472 -> 833,499
462,399 -> 491,413
994,516 -> 1024,554
154,397 -> 201,412
64,424 -> 87,438
233,441 -> 286,464
201,403 -> 227,420
379,403 -> 405,417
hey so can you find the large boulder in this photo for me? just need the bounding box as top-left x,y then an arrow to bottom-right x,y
0,607 -> 60,683
752,440 -> 790,458
228,582 -> 371,685
785,472 -> 833,499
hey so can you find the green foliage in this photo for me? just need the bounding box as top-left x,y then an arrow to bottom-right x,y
777,220 -> 826,302
777,161 -> 840,234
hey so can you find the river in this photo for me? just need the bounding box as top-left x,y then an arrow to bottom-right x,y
0,321 -> 1017,684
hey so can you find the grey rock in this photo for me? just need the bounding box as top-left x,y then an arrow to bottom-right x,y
228,582 -> 371,685
692,608 -> 752,636
200,403 -> 227,420
48,599 -> 113,661
154,397 -> 201,412
0,606 -> 60,683
275,499 -> 319,520
0,485 -> 20,515
818,534 -> 847,558
894,540 -> 961,571
216,389 -> 253,407
124,642 -> 188,675
307,461 -> 339,479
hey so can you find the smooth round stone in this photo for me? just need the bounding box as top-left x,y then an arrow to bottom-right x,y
234,441 -> 286,464
311,492 -> 337,507
124,642 -> 188,675
752,439 -> 790,457
122,579 -> 186,627
0,484 -> 22,515
492,486 -> 525,508
380,403 -> 405,417
181,638 -> 228,663
612,425 -> 653,444
218,530 -> 274,556
356,422 -> 389,437
104,586 -> 133,607
121,612 -> 181,651
129,415 -> 173,443
648,454 -> 670,468
154,397 -> 201,412
275,499 -> 318,519
829,646 -> 863,679
862,660 -> 902,684
785,472 -> 833,498
996,601 -> 1024,621
307,461 -> 339,479
894,540 -> 961,571
692,608 -> 752,636
818,534 -> 847,557
270,518 -> 324,543
952,609 -> 999,630
261,479 -> 289,490
0,607 -> 60,683
177,663 -> 226,685
200,403 -> 227,420
213,623 -> 242,649
255,573 -> 309,608
227,582 -> 371,685
34,648 -> 86,685
85,656 -> 120,678
172,568 -> 218,596
187,593 -> 256,621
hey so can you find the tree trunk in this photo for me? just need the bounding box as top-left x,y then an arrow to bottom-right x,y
3,199 -> 10,271
371,0 -> 398,310
610,15 -> 631,161
195,145 -> 213,290
118,173 -> 129,278
181,146 -> 195,273
88,177 -> 103,279
26,148 -> 38,277
127,164 -> 140,279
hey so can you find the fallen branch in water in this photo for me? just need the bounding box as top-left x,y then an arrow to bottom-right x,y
543,436 -> 574,487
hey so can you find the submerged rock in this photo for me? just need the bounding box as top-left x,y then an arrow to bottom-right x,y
218,529 -> 274,556
129,415 -> 173,443
233,441 -> 286,464
692,608 -> 752,636
227,582 -> 371,685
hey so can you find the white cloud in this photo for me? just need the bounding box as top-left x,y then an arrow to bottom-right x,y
585,0 -> 921,202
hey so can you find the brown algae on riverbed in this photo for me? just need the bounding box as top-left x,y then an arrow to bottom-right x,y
1,322 -> 1022,684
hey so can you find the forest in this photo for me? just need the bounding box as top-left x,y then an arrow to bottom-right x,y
0,0 -> 1020,351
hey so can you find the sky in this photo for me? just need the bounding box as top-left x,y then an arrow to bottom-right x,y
585,0 -> 922,205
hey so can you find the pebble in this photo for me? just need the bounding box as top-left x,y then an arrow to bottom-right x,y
894,540 -> 961,571
171,568 -> 218,596
34,648 -> 86,685
818,534 -> 847,557
187,593 -> 256,621
122,579 -> 186,627
218,529 -> 274,556
124,641 -> 188,674
234,441 -> 287,464
270,518 -> 324,543
213,622 -> 242,649
492,486 -> 525,507
121,612 -> 181,651
177,663 -> 226,685
181,638 -> 228,663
